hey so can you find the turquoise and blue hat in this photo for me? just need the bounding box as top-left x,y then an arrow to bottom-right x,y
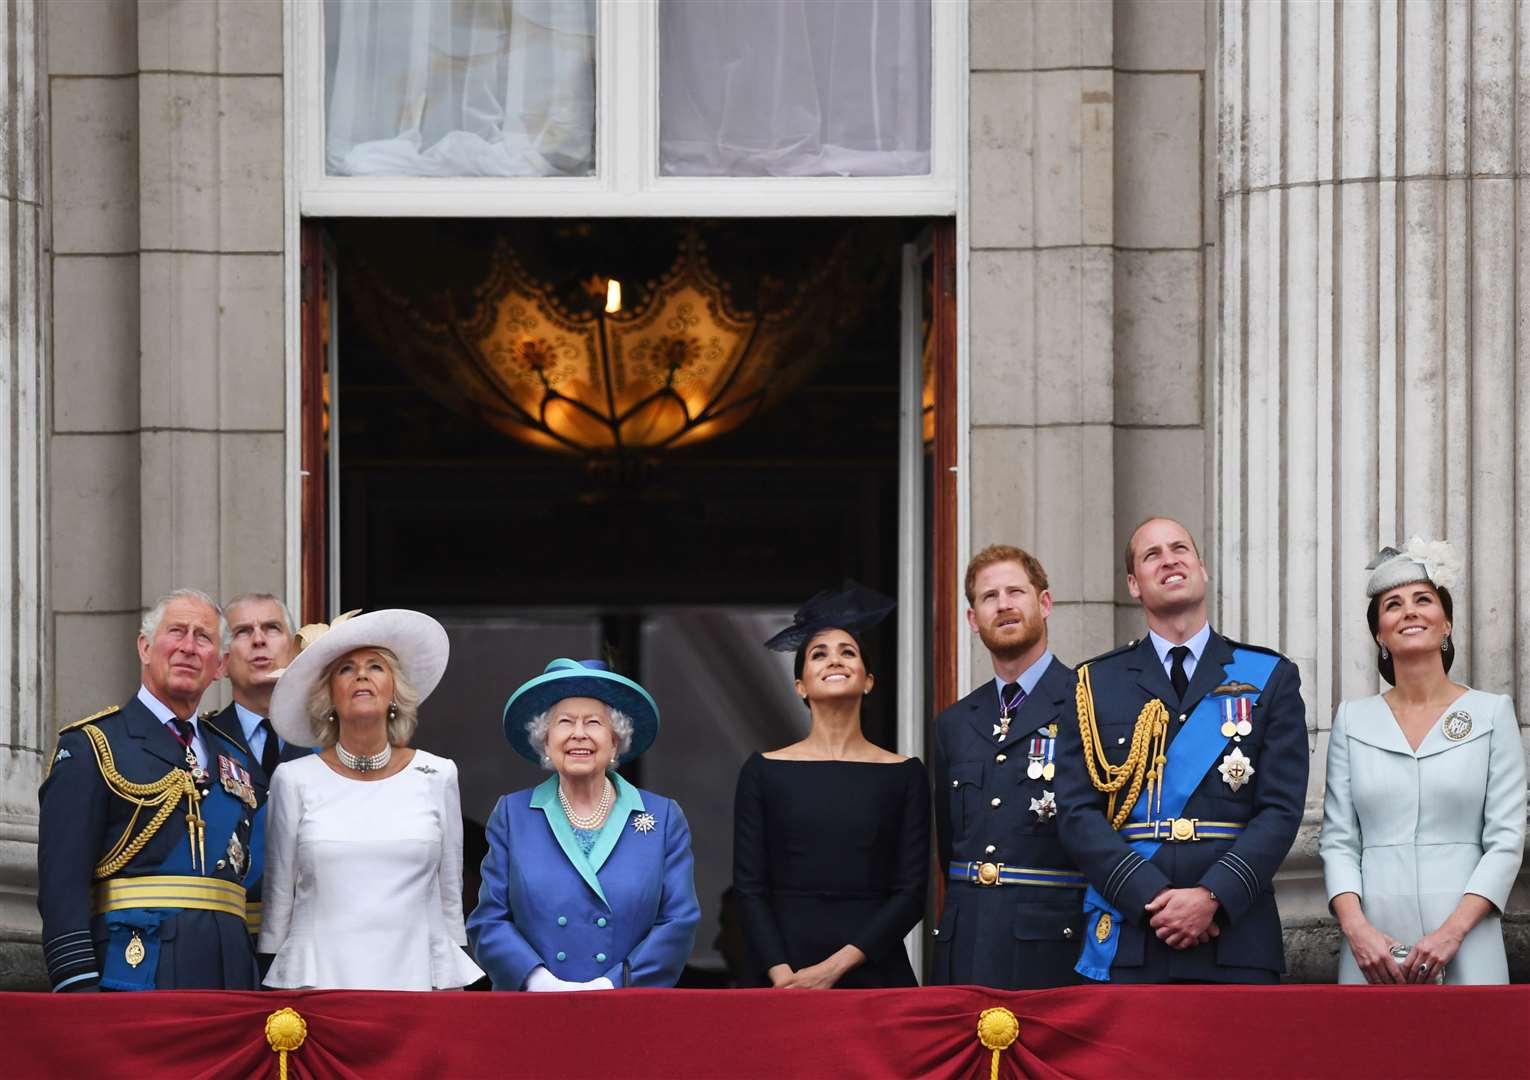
503,658 -> 660,765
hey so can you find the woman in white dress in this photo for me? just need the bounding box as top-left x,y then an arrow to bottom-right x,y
1321,539 -> 1526,985
258,609 -> 484,990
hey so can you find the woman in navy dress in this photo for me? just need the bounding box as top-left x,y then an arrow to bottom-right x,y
468,659 -> 699,990
733,584 -> 930,988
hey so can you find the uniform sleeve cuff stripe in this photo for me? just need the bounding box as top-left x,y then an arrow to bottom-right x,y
43,931 -> 92,955
1105,852 -> 1143,896
1109,861 -> 1144,905
45,946 -> 96,966
51,971 -> 99,992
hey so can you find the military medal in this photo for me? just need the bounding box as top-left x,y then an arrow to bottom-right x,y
1218,746 -> 1255,792
1220,696 -> 1253,739
1027,726 -> 1057,780
1442,710 -> 1472,741
1029,790 -> 1057,822
218,755 -> 257,809
1095,913 -> 1113,943
225,833 -> 246,876
997,682 -> 1025,742
125,931 -> 145,968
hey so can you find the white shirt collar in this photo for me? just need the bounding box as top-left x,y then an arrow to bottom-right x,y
1146,622 -> 1212,667
137,684 -> 194,727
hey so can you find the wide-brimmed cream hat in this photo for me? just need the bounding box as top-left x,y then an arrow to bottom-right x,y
268,609 -> 450,747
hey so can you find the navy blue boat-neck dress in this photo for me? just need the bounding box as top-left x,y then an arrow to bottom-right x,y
732,753 -> 930,988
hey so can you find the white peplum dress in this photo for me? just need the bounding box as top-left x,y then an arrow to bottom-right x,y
259,750 -> 485,990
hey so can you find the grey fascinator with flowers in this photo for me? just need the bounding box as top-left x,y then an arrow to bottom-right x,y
1364,536 -> 1464,598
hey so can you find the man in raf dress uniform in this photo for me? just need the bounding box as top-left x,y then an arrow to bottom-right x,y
1055,517 -> 1308,984
930,545 -> 1087,987
208,592 -> 305,948
37,589 -> 265,991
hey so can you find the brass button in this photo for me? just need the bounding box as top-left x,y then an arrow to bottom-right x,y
951,780 -> 959,788
995,753 -> 1007,763
984,844 -> 996,855
1063,927 -> 1074,939
216,859 -> 226,870
932,928 -> 941,937
1179,713 -> 1187,723
990,797 -> 1002,808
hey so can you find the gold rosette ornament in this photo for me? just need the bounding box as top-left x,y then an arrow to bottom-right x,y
265,1007 -> 308,1080
976,1006 -> 1020,1080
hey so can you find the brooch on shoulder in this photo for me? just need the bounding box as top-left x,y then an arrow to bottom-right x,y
414,763 -> 438,775
632,812 -> 657,834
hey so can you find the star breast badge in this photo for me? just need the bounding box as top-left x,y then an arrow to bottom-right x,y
1218,747 -> 1255,792
1029,790 -> 1057,822
632,812 -> 657,834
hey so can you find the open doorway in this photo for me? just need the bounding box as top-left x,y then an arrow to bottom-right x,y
297,217 -> 957,981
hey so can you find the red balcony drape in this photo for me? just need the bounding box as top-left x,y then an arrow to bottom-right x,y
6,984 -> 1526,1079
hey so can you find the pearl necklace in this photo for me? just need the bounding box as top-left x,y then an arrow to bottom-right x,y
559,778 -> 613,830
337,741 -> 392,773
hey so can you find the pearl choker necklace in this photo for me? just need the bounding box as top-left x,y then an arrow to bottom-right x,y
337,741 -> 392,773
559,779 -> 613,830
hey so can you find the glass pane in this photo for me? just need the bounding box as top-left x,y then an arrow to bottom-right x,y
324,0 -> 597,178
638,609 -> 801,981
659,0 -> 931,177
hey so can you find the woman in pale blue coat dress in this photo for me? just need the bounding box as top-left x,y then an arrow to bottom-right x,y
1321,540 -> 1526,985
467,659 -> 699,990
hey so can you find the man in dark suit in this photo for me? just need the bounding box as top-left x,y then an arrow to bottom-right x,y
37,589 -> 265,991
1055,517 -> 1308,984
930,545 -> 1087,988
210,592 -> 306,948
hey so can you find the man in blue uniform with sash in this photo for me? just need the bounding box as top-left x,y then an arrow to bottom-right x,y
1055,518 -> 1308,983
931,545 -> 1087,987
37,589 -> 265,991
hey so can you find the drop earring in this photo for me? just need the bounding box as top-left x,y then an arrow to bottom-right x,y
1379,644 -> 1389,660
388,700 -> 399,722
1442,633 -> 1451,653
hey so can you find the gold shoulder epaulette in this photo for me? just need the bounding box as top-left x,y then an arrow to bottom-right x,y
46,706 -> 122,779
59,704 -> 121,734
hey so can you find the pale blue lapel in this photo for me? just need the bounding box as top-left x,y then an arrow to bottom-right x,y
530,776 -> 610,908
587,775 -> 646,874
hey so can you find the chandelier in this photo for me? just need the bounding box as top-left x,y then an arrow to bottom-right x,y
344,224 -> 886,457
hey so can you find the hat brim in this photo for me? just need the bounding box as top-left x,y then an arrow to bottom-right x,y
502,670 -> 659,766
268,609 -> 450,747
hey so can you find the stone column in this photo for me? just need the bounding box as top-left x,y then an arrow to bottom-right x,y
0,0 -> 49,989
967,0 -> 1119,672
966,1 -> 1217,670
1217,0 -> 1530,978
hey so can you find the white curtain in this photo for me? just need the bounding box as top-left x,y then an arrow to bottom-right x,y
325,0 -> 596,177
659,0 -> 931,177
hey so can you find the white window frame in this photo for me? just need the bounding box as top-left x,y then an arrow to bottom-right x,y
291,0 -> 960,218
282,0 -> 974,758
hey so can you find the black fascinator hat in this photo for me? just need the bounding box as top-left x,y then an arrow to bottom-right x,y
764,580 -> 897,654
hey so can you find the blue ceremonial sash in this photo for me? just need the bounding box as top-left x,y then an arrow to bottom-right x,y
1075,647 -> 1280,981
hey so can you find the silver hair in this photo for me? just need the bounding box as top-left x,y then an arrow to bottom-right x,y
305,646 -> 420,749
221,592 -> 296,650
140,588 -> 225,647
525,702 -> 634,771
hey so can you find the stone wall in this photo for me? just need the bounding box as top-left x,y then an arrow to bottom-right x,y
966,0 -> 1215,681
0,0 -> 287,988
0,0 -> 47,990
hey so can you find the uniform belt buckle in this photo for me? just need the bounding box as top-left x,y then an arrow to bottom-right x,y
974,861 -> 1003,886
1169,817 -> 1197,842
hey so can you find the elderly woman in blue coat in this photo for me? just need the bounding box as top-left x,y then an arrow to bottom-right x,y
467,659 -> 699,990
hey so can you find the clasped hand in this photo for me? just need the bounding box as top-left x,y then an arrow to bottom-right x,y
525,965 -> 612,992
1145,886 -> 1220,949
